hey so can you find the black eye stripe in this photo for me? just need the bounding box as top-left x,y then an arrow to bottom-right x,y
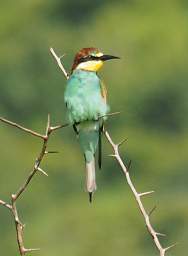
79,55 -> 100,63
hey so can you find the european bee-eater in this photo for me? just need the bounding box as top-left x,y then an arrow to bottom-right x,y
64,47 -> 119,202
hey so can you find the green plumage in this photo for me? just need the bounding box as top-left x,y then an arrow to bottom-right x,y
64,69 -> 109,199
64,70 -> 109,124
78,121 -> 99,162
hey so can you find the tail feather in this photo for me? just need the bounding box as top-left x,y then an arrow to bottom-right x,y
89,192 -> 93,203
86,158 -> 96,202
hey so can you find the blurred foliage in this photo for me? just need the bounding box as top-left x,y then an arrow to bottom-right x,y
0,0 -> 188,255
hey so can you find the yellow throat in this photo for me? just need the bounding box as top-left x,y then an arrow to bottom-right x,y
76,60 -> 104,72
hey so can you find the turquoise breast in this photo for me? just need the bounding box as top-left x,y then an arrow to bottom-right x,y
64,70 -> 109,124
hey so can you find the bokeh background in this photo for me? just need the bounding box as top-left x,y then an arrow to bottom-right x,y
0,0 -> 188,255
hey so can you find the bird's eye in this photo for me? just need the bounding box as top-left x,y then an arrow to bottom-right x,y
79,55 -> 99,63
89,55 -> 99,60
79,55 -> 91,62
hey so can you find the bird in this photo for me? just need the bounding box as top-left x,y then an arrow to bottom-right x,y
64,47 -> 119,202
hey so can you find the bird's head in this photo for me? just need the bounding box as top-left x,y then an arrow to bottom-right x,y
71,47 -> 119,73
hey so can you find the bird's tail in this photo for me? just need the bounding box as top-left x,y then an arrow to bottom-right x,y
77,121 -> 99,202
85,157 -> 96,203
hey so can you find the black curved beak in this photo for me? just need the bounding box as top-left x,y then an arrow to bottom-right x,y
100,55 -> 120,61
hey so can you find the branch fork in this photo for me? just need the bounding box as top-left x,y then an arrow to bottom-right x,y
104,130 -> 176,256
0,114 -> 67,255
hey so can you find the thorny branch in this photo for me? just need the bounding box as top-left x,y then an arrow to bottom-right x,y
104,130 -> 176,256
0,117 -> 44,139
0,114 -> 68,255
50,47 -> 69,79
50,47 -> 175,255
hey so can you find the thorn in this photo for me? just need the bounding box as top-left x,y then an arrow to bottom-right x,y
106,111 -> 121,117
108,154 -> 116,158
45,150 -> 59,154
23,248 -> 40,253
117,138 -> 127,147
50,123 -> 69,131
139,191 -> 155,197
127,160 -> 132,171
156,232 -> 166,237
37,167 -> 48,177
59,54 -> 66,59
46,114 -> 51,134
89,192 -> 93,203
164,242 -> 178,252
47,114 -> 50,126
148,205 -> 157,216
99,111 -> 121,120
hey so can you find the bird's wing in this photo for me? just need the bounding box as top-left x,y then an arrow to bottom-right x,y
100,80 -> 107,104
98,80 -> 107,169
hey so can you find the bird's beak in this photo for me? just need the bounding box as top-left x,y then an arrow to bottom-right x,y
100,55 -> 120,61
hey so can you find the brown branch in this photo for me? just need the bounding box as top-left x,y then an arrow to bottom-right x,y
104,130 -> 175,256
0,117 -> 44,139
0,114 -> 68,255
0,199 -> 12,210
50,47 -> 176,255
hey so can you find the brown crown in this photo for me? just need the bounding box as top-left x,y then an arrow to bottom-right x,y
71,47 -> 100,73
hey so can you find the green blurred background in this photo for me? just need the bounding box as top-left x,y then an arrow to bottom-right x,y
0,0 -> 188,255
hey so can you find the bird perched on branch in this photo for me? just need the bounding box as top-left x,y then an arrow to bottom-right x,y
64,47 -> 119,202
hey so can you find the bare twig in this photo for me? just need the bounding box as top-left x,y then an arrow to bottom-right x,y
50,47 -> 69,79
99,111 -> 121,119
0,199 -> 12,210
0,114 -> 67,255
50,47 -> 176,255
0,117 -> 44,139
139,191 -> 155,197
104,130 -> 175,256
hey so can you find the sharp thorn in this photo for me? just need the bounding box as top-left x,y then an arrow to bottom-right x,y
50,123 -> 69,131
46,114 -> 51,134
37,167 -> 48,176
148,205 -> 157,216
107,111 -> 121,117
47,114 -> 50,126
139,191 -> 155,197
59,54 -> 66,59
108,154 -> 116,158
45,150 -> 59,154
156,232 -> 166,237
99,111 -> 121,120
23,248 -> 40,253
117,138 -> 127,147
164,242 -> 178,251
